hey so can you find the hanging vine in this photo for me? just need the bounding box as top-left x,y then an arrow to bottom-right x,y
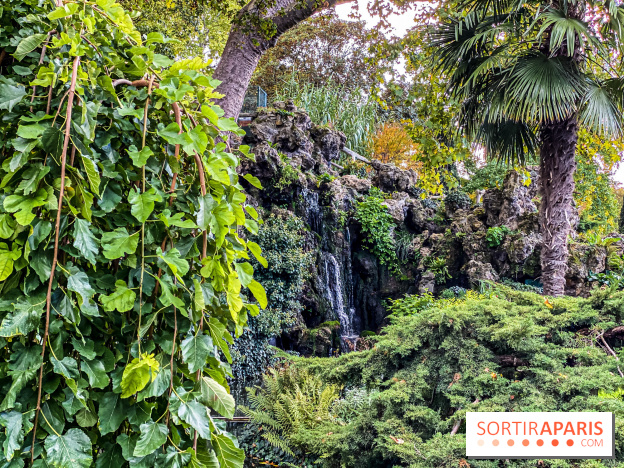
0,0 -> 267,466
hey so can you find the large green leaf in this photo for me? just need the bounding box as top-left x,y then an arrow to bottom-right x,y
129,188 -> 161,223
51,356 -> 79,380
82,359 -> 109,388
72,218 -> 99,265
121,355 -> 159,398
98,393 -> 127,435
0,411 -> 23,461
100,280 -> 136,312
127,145 -> 154,167
133,422 -> 167,457
158,248 -> 189,282
0,83 -> 27,112
0,368 -> 38,411
0,295 -> 44,337
196,194 -> 216,230
44,428 -> 92,468
200,377 -> 235,418
3,188 -> 48,226
101,228 -> 139,260
178,400 -> 212,439
211,433 -> 244,468
13,33 -> 47,61
95,444 -> 124,468
247,280 -> 267,309
81,155 -> 101,196
0,242 -> 21,282
180,333 -> 213,373
67,270 -> 98,316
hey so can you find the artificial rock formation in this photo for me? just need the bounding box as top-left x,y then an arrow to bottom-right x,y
238,102 -> 617,357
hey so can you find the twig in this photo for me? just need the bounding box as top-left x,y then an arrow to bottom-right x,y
31,54 -> 80,464
599,333 -> 624,377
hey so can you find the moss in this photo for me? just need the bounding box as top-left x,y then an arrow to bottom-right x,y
361,330 -> 377,337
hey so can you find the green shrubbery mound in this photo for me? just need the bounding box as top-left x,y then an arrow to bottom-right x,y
243,285 -> 624,467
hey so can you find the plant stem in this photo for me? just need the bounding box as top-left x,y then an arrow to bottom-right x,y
31,54 -> 80,464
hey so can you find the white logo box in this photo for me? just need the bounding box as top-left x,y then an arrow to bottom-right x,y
466,412 -> 614,459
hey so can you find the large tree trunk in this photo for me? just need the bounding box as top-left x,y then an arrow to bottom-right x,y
539,116 -> 578,296
213,0 -> 345,119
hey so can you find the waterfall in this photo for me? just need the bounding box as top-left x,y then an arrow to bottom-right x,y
322,252 -> 357,340
301,189 -> 322,234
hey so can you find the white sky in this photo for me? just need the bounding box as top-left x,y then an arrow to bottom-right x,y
335,1 -> 624,186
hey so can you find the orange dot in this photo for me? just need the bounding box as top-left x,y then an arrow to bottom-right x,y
477,440 -> 485,446
492,439 -> 500,446
522,439 -> 530,446
537,439 -> 544,447
552,439 -> 559,446
507,439 -> 514,446
567,439 -> 574,447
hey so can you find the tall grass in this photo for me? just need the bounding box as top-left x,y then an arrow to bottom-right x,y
275,73 -> 378,157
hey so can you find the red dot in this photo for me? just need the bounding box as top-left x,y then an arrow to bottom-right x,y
522,439 -> 529,446
567,439 -> 574,447
552,439 -> 559,446
537,439 -> 544,447
507,439 -> 514,446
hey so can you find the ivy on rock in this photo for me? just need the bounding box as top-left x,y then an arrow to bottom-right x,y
0,0 -> 266,466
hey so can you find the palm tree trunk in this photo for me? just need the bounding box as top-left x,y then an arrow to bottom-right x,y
539,116 -> 578,296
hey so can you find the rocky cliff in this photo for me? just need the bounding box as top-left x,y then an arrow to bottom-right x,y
237,102 -> 621,357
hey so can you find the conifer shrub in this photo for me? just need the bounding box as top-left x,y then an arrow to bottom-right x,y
252,286 -> 624,467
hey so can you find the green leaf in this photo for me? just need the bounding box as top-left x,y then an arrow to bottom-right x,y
101,228 -> 139,260
67,270 -> 97,315
212,433 -> 245,468
157,123 -> 185,145
0,295 -> 43,337
178,400 -> 212,439
247,241 -> 268,268
13,34 -> 47,61
51,356 -> 79,380
45,428 -> 92,468
247,280 -> 267,309
98,393 -> 127,435
0,242 -> 21,282
76,408 -> 97,428
0,214 -> 16,239
200,377 -> 235,418
0,368 -> 37,411
16,123 -> 47,139
157,278 -> 185,309
0,411 -> 23,461
72,218 -> 99,265
217,117 -> 245,136
82,359 -> 109,388
133,422 -> 167,458
196,195 -> 216,231
180,333 -> 213,373
158,248 -> 189,282
234,262 -> 254,287
100,280 -> 136,313
207,317 -> 232,364
4,188 -> 48,226
0,84 -> 26,112
81,155 -> 101,195
129,188 -> 161,223
127,145 -> 154,167
242,174 -> 263,189
157,210 -> 197,229
121,355 -> 159,398
70,338 -> 96,360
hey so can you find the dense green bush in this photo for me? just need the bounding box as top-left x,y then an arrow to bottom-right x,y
354,189 -> 400,275
485,225 -> 512,247
0,1 -> 265,466
255,286 -> 624,467
231,211 -> 312,398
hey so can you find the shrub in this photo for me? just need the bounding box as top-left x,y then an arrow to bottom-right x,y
485,225 -> 512,247
354,192 -> 401,275
0,1 -> 264,465
287,286 -> 624,467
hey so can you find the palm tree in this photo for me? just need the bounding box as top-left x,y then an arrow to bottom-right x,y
432,0 -> 624,295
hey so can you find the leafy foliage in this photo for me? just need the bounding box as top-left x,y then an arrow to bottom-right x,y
354,189 -> 400,275
283,286 -> 624,466
485,226 -> 512,248
0,1 -> 266,465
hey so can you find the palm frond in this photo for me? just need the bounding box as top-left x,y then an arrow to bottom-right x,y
504,51 -> 585,122
537,8 -> 599,57
579,78 -> 624,137
476,119 -> 539,164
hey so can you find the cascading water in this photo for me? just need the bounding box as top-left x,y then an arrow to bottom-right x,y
301,189 -> 322,234
322,252 -> 358,349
